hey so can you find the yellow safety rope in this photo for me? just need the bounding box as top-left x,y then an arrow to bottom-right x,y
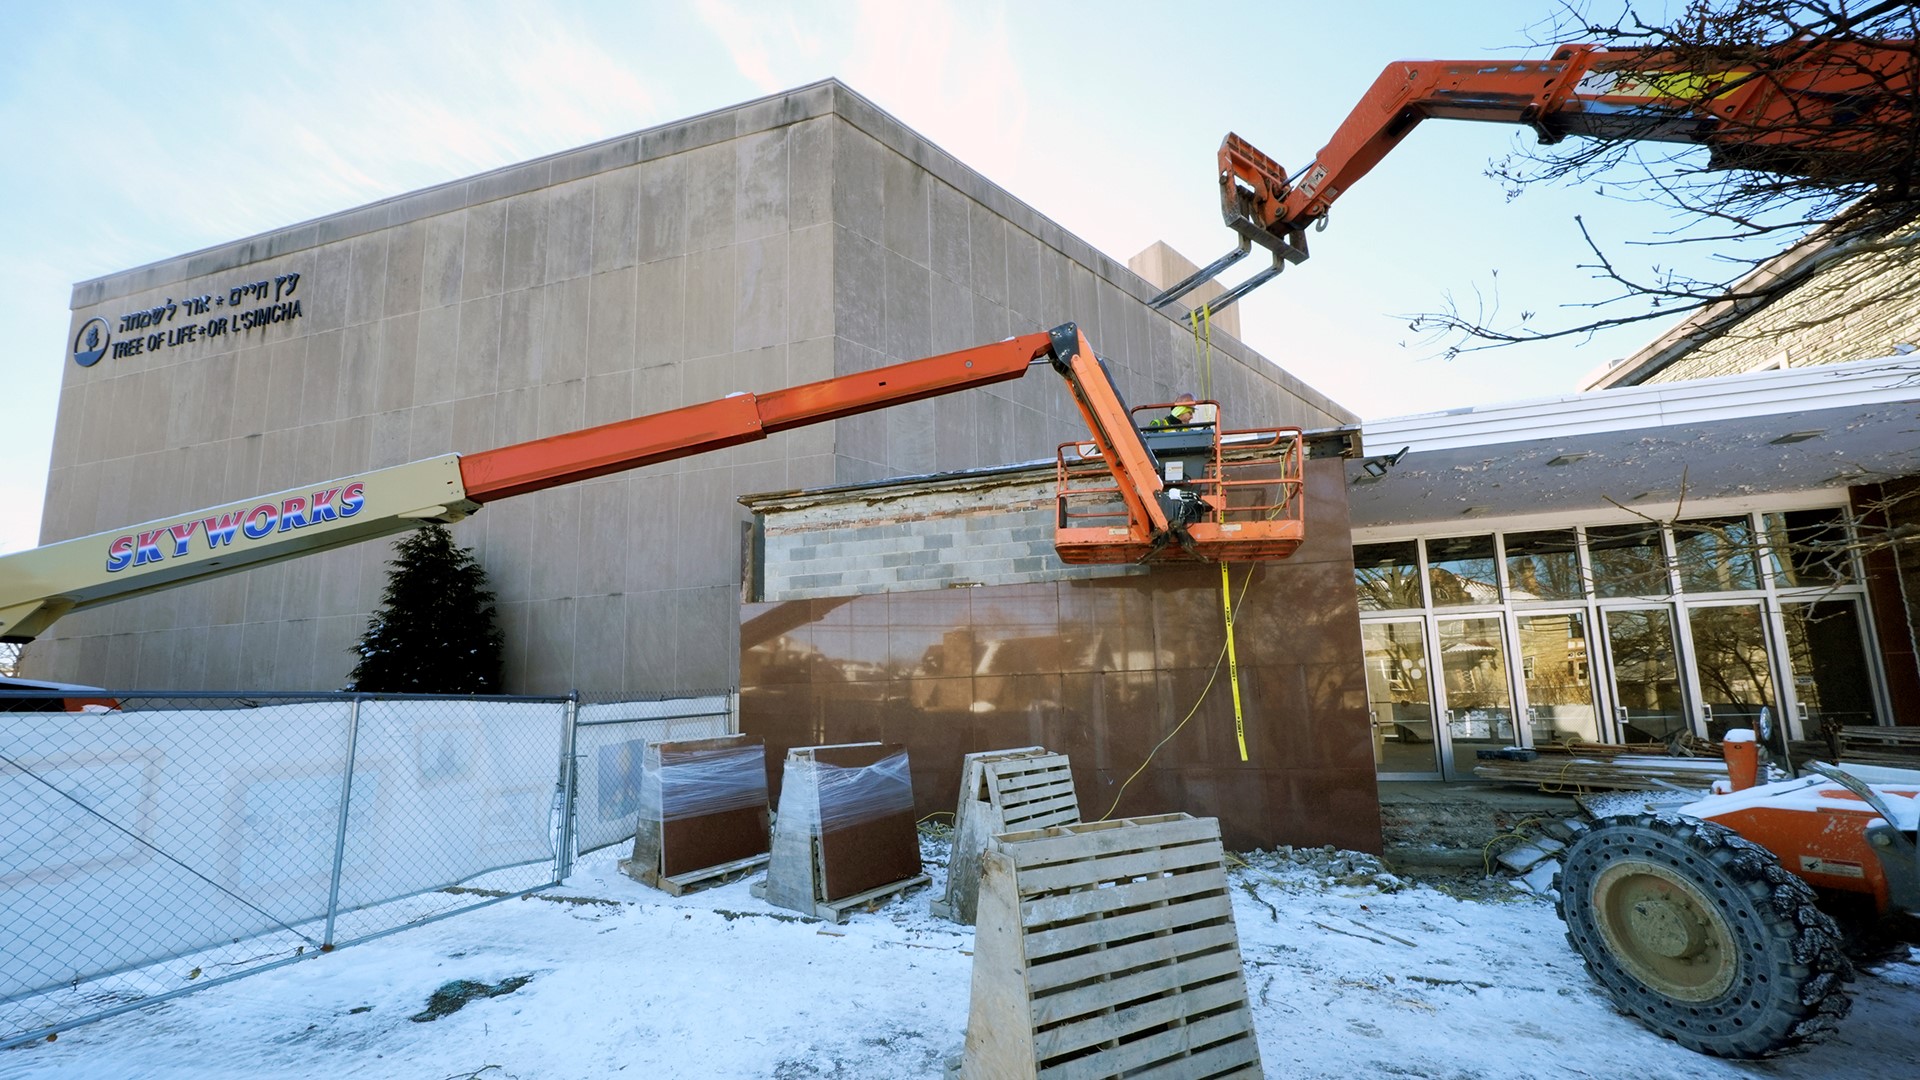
1188,304 -> 1215,400
1220,560 -> 1249,762
1190,302 -> 1246,762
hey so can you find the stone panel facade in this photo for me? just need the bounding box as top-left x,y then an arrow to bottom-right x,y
35,81 -> 1353,695
739,457 -> 1381,853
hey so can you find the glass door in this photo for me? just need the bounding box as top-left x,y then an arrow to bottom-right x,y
1599,607 -> 1688,745
1684,602 -> 1776,740
1780,598 -> 1881,741
1436,616 -> 1515,776
1361,621 -> 1439,775
1515,611 -> 1600,747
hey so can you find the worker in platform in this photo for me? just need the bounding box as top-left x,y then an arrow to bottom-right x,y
1147,393 -> 1209,429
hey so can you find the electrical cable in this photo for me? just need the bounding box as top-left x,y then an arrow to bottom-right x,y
1480,816 -> 1552,877
1096,563 -> 1258,821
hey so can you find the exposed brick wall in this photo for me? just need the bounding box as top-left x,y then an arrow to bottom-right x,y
1646,224 -> 1920,383
749,468 -> 1132,599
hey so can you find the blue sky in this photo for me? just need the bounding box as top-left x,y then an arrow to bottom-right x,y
1,0 -> 1747,554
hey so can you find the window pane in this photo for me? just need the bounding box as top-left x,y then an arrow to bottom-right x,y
1604,608 -> 1687,744
1783,600 -> 1880,731
1687,604 -> 1774,740
1586,523 -> 1669,598
1517,613 -> 1599,745
1438,617 -> 1515,755
1354,541 -> 1422,611
1764,508 -> 1854,587
1427,535 -> 1498,607
1506,530 -> 1583,601
1673,516 -> 1759,593
1362,622 -> 1438,774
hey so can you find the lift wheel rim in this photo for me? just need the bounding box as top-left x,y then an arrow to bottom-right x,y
1589,856 -> 1737,1002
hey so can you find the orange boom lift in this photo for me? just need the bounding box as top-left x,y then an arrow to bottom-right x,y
0,324 -> 1303,644
1173,34 -> 1919,1060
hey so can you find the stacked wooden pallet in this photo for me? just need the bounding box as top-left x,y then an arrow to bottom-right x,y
933,747 -> 1081,925
950,814 -> 1262,1079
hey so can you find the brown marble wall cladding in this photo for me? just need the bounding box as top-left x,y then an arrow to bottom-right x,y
740,460 -> 1381,853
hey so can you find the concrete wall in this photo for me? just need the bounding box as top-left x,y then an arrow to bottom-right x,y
34,80 -> 1353,695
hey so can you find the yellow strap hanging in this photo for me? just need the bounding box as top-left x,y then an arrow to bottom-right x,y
1187,304 -> 1215,400
1219,561 -> 1248,762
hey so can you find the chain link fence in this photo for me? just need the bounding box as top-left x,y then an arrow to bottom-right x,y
571,692 -> 735,856
0,687 -> 733,1048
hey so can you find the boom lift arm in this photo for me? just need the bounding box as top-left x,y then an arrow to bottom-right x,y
1165,38 -> 1916,310
0,324 -> 1304,643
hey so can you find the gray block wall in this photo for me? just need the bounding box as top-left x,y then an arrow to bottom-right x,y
33,80 -> 1354,695
748,468 -> 1128,599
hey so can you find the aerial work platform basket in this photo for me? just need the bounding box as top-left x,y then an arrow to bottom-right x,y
1055,404 -> 1305,565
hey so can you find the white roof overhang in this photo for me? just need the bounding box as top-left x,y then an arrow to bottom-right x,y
1349,354 -> 1920,529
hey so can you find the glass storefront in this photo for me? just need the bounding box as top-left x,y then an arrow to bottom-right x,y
1355,506 -> 1886,778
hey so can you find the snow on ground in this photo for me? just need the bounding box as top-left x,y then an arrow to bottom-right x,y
2,834 -> 1915,1080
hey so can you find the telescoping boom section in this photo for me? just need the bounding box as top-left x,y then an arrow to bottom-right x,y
0,325 -> 1304,643
1216,38 -> 1917,264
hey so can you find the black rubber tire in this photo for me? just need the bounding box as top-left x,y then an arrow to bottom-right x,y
1554,813 -> 1853,1058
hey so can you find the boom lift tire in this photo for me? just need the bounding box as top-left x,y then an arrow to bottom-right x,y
1554,814 -> 1853,1058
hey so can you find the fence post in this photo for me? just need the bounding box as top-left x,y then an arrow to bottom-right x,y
555,692 -> 580,883
323,694 -> 363,949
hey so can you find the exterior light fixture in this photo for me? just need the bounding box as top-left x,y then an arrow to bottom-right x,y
1770,430 -> 1825,445
1546,452 -> 1589,467
1360,446 -> 1410,478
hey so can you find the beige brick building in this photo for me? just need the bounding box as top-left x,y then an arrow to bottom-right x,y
33,81 -> 1351,695
1583,217 -> 1920,388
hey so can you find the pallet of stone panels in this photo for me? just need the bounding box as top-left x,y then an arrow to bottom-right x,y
948,814 -> 1262,1080
751,742 -> 929,924
619,734 -> 771,896
1473,754 -> 1729,793
933,746 -> 1080,925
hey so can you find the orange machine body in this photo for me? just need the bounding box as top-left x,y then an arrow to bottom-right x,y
1220,38 -> 1917,257
1687,774 -> 1920,914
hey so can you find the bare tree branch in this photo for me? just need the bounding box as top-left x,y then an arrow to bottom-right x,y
1419,1 -> 1920,355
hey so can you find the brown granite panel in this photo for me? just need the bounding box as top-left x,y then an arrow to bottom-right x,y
739,601 -> 816,687
1059,578 -> 1157,673
740,514 -> 1379,851
972,672 -> 1062,751
813,677 -> 890,745
1264,769 -> 1383,852
1288,457 -> 1357,565
969,584 -> 1062,677
887,588 -> 972,677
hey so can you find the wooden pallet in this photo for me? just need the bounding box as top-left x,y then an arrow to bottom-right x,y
619,735 -> 770,896
628,851 -> 770,897
751,872 -> 932,923
934,747 -> 1081,925
757,742 -> 925,924
950,814 -> 1262,1080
